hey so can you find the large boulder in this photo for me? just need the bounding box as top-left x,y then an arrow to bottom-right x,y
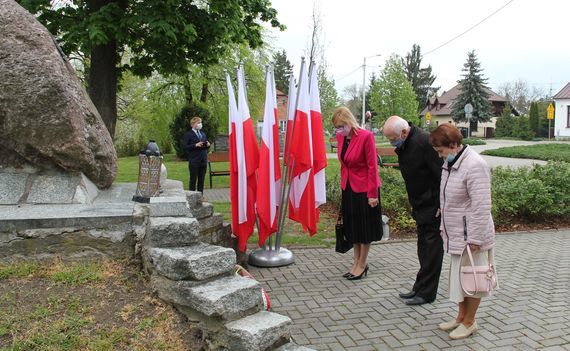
0,0 -> 117,188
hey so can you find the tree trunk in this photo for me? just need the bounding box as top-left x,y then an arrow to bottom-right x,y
183,76 -> 193,105
86,0 -> 120,139
88,41 -> 118,139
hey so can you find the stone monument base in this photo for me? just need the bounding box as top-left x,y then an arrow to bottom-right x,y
0,168 -> 99,205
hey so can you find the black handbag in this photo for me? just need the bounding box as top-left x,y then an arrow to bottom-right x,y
335,211 -> 352,253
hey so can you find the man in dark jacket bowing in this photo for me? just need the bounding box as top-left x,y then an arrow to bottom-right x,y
383,116 -> 444,305
183,117 -> 210,192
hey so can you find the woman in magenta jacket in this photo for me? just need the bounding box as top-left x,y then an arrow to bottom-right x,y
332,107 -> 383,280
429,124 -> 497,340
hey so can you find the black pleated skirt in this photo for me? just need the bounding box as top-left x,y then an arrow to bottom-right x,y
341,182 -> 383,244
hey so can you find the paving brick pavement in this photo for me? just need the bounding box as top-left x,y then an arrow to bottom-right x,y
249,230 -> 570,350
202,188 -> 230,202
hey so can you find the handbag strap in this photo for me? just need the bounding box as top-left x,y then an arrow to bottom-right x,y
460,245 -> 479,296
460,245 -> 496,296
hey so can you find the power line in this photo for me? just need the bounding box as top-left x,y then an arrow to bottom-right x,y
424,0 -> 515,56
335,65 -> 362,82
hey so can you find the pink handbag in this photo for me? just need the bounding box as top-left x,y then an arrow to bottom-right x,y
459,246 -> 497,296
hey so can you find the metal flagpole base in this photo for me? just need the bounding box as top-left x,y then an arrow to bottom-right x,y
248,247 -> 294,268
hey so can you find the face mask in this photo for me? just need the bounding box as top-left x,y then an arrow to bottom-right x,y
335,125 -> 351,136
446,153 -> 457,163
390,138 -> 404,148
196,123 -> 203,130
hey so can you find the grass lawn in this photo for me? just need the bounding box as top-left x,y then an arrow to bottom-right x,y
0,259 -> 202,350
481,143 -> 570,162
117,154 -> 343,190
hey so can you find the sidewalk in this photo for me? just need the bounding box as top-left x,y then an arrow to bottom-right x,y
249,230 -> 570,350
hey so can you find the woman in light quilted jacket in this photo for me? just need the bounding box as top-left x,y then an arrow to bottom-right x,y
429,124 -> 497,340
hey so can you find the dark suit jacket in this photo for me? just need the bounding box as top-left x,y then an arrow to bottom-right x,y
183,130 -> 209,165
395,126 -> 443,225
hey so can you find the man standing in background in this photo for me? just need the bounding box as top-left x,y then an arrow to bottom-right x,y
383,116 -> 444,305
183,117 -> 210,192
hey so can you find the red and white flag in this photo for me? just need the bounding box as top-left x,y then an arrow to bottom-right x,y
287,61 -> 317,235
227,68 -> 259,252
256,69 -> 282,246
284,74 -> 297,164
309,63 -> 327,208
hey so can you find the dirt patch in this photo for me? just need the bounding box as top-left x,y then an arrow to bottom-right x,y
0,259 -> 204,350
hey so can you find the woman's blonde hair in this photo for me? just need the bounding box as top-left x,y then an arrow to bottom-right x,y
331,107 -> 360,131
189,116 -> 202,127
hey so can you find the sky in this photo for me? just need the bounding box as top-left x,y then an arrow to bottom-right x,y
266,0 -> 570,99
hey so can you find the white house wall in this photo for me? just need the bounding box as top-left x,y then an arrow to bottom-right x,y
554,98 -> 570,138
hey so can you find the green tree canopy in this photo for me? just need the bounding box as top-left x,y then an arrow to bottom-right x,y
317,62 -> 339,133
369,54 -> 419,127
451,51 -> 493,126
402,44 -> 438,111
273,50 -> 293,94
18,0 -> 283,138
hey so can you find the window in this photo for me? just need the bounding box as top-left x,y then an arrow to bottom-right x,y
567,106 -> 570,128
279,120 -> 287,132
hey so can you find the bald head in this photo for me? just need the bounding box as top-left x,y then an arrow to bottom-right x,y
383,116 -> 410,140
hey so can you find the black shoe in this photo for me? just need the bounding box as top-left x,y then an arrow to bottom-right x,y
404,296 -> 431,306
342,272 -> 351,278
398,291 -> 416,299
347,265 -> 369,280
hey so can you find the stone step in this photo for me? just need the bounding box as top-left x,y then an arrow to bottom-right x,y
224,311 -> 292,351
185,190 -> 203,209
198,213 -> 224,235
148,196 -> 190,217
149,243 -> 235,281
146,217 -> 199,248
190,201 -> 214,220
154,274 -> 262,321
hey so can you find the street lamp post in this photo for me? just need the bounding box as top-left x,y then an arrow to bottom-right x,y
362,54 -> 381,128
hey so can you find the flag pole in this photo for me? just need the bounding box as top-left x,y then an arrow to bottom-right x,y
275,58 -> 306,250
248,58 -> 305,267
248,64 -> 295,267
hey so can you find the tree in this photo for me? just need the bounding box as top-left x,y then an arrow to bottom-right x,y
273,50 -> 293,94
18,0 -> 283,138
369,54 -> 419,127
497,79 -> 544,115
402,44 -> 439,111
342,84 -> 362,121
451,51 -> 493,133
529,101 -> 539,135
317,63 -> 339,133
495,102 -> 515,137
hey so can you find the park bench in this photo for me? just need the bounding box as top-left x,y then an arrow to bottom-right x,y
207,151 -> 230,188
329,137 -> 337,152
376,147 -> 399,167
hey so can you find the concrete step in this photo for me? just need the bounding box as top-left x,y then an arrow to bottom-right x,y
154,274 -> 262,321
149,243 -> 235,281
224,311 -> 292,351
146,217 -> 199,248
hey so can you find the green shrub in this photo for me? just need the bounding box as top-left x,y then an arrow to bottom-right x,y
491,162 -> 570,222
170,102 -> 219,159
463,138 -> 486,145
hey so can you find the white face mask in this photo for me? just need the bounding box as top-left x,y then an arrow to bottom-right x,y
196,123 -> 203,130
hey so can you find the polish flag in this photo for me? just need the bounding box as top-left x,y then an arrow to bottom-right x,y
256,69 -> 281,246
309,63 -> 327,208
227,68 -> 259,252
283,74 -> 297,165
287,61 -> 317,235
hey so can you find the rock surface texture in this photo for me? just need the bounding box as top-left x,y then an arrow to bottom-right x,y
0,0 -> 116,188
